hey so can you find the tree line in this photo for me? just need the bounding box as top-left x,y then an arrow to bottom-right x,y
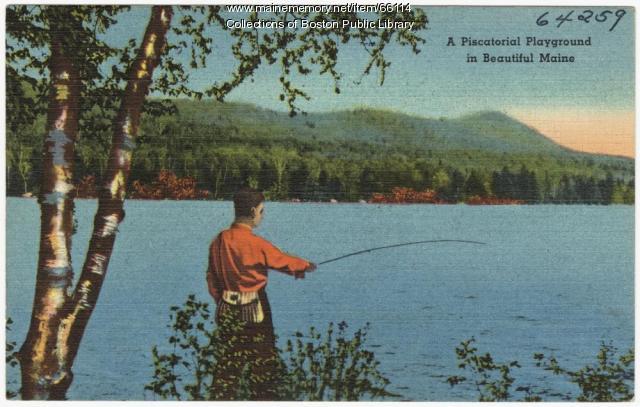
7,110 -> 634,204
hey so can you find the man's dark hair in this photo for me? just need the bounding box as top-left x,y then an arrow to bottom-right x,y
233,187 -> 265,218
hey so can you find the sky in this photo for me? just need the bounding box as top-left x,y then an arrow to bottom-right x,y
110,6 -> 635,157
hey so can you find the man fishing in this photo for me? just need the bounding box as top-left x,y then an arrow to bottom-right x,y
206,187 -> 316,399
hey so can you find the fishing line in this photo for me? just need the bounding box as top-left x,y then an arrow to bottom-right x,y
318,239 -> 487,265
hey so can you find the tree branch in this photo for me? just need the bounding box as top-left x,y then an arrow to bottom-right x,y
61,5 -> 174,370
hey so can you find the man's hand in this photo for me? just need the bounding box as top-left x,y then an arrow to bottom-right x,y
294,262 -> 316,279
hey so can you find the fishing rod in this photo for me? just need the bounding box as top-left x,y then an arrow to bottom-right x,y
318,239 -> 487,266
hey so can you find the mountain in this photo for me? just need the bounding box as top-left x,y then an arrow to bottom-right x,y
305,109 -> 570,154
172,99 -> 626,163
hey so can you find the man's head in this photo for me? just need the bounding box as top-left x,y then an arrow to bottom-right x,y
233,187 -> 265,227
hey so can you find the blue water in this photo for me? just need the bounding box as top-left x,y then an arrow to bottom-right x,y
6,198 -> 634,400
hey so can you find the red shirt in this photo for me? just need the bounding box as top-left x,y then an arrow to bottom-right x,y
206,223 -> 310,302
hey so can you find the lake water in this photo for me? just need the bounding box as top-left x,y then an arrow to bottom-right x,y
6,198 -> 634,400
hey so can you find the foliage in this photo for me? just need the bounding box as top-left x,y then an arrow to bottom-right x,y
131,170 -> 210,200
446,337 -> 529,401
147,295 -> 396,401
465,196 -> 524,205
7,4 -> 429,138
197,8 -> 428,116
371,187 -> 442,204
6,318 -> 19,399
7,6 -> 134,132
145,294 -> 279,400
448,338 -> 634,402
534,342 -> 634,402
283,322 -> 397,400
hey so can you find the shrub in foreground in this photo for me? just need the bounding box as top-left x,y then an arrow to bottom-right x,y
447,337 -> 634,402
146,295 -> 396,401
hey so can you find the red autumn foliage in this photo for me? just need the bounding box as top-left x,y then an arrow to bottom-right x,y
131,170 -> 210,200
369,188 -> 525,205
370,187 -> 444,204
75,175 -> 98,199
465,195 -> 524,205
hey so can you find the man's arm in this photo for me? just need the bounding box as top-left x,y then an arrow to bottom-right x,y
206,242 -> 224,302
259,237 -> 315,279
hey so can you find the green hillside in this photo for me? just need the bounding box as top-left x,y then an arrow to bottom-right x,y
173,99 -> 623,159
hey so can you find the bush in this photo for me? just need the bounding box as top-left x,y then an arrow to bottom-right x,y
145,295 -> 277,400
534,342 -> 634,401
370,187 -> 443,204
446,337 -> 530,401
146,295 -> 396,401
132,170 -> 209,200
283,322 -> 397,400
448,338 -> 634,402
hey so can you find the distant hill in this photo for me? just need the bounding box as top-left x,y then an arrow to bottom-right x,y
172,99 -> 627,163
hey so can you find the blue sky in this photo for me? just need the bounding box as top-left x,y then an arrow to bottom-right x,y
107,6 -> 635,155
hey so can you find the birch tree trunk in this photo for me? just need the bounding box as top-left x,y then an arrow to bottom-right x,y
60,4 -> 173,377
19,8 -> 81,399
18,6 -> 173,400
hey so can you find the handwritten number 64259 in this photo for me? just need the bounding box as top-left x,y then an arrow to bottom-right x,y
537,9 -> 626,32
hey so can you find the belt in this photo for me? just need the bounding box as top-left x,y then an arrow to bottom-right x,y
219,290 -> 264,323
221,290 -> 259,305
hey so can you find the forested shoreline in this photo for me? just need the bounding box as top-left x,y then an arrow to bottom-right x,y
7,100 -> 634,204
